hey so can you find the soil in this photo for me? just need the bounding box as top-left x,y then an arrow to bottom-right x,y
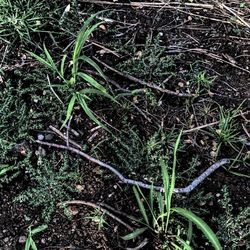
1,1 -> 250,250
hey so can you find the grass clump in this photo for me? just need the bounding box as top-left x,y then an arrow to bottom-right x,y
123,132 -> 222,250
30,12 -> 116,130
0,0 -> 49,44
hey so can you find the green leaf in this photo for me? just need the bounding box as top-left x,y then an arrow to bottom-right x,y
60,54 -> 67,77
29,51 -> 54,71
79,88 -> 117,103
121,227 -> 147,241
77,93 -> 109,131
25,237 -> 32,250
77,72 -> 106,92
31,224 -> 48,235
172,208 -> 222,250
133,186 -> 149,225
30,238 -> 38,250
61,94 -> 76,129
78,55 -> 106,80
43,43 -> 57,71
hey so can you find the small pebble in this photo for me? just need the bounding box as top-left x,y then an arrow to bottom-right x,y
37,134 -> 44,141
45,133 -> 54,141
19,236 -> 27,244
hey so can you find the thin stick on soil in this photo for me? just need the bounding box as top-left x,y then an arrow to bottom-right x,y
36,139 -> 230,194
49,125 -> 82,150
79,0 -> 214,10
93,57 -> 195,98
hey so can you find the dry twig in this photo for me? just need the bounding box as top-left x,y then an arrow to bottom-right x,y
37,127 -> 230,194
94,57 -> 194,97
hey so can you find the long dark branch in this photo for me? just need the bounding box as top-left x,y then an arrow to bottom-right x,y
36,140 -> 230,194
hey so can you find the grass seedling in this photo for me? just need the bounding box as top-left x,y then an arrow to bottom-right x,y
30,12 -> 116,131
213,106 -> 240,153
0,0 -> 46,44
25,224 -> 48,250
85,209 -> 109,231
122,131 -> 222,250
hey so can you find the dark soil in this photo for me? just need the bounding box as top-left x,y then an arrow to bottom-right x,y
1,1 -> 250,249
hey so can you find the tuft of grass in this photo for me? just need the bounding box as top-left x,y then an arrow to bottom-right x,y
212,106 -> 240,152
0,0 -> 49,44
30,12 -> 116,131
122,131 -> 222,249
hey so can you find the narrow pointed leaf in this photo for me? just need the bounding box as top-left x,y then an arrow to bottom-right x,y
60,54 -> 67,77
172,208 -> 222,250
79,55 -> 106,80
121,227 -> 147,241
77,72 -> 106,92
61,95 -> 76,129
133,186 -> 149,225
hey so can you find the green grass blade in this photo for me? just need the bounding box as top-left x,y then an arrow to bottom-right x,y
133,186 -> 149,225
79,55 -> 106,80
77,72 -> 106,92
172,208 -> 222,250
121,227 -> 147,241
77,94 -> 109,131
31,224 -> 48,235
60,54 -> 67,77
79,88 -> 117,103
72,21 -> 103,80
25,237 -> 31,250
165,131 -> 182,232
43,43 -> 57,70
61,94 -> 76,129
30,238 -> 38,250
29,51 -> 53,71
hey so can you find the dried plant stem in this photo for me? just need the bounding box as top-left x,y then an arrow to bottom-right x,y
94,57 -> 195,98
79,0 -> 214,10
36,140 -> 230,194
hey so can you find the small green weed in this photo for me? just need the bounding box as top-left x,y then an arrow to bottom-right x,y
85,209 -> 109,231
30,12 -> 116,130
212,106 -> 240,153
188,70 -> 215,95
0,0 -> 48,44
25,224 -> 48,250
123,132 -> 222,250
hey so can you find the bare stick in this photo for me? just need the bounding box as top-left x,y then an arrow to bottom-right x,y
59,200 -> 133,231
79,0 -> 214,10
93,57 -> 195,98
49,125 -> 82,150
36,140 -> 230,194
183,121 -> 219,134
